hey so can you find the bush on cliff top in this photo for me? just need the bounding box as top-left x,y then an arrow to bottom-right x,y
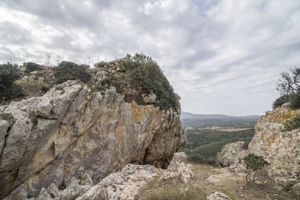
23,62 -> 43,73
95,54 -> 180,112
54,61 -> 91,84
273,95 -> 289,109
0,63 -> 24,102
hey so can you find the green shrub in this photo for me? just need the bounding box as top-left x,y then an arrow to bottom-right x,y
40,84 -> 52,93
244,153 -> 269,171
289,92 -> 300,109
244,153 -> 269,184
24,62 -> 43,73
283,114 -> 300,131
29,111 -> 38,128
273,95 -> 289,109
0,63 -> 24,101
54,61 -> 91,84
100,54 -> 180,111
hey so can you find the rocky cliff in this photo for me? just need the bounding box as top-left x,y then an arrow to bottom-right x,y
248,105 -> 300,188
0,59 -> 185,199
217,105 -> 300,193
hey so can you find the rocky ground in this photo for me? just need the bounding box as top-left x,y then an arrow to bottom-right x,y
141,163 -> 298,200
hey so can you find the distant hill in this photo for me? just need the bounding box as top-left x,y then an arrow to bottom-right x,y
181,112 -> 260,128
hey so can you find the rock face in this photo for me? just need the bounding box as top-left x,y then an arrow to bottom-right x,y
77,152 -> 193,200
0,77 -> 184,199
217,105 -> 300,191
248,106 -> 300,187
3,152 -> 192,200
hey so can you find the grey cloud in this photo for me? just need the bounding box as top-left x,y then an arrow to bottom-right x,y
0,21 -> 33,44
0,0 -> 300,115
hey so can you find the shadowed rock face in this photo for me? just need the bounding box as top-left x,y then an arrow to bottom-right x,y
248,106 -> 300,187
0,79 -> 184,199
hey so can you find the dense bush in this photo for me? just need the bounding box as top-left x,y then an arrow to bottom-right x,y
289,91 -> 300,109
273,95 -> 289,109
96,54 -> 179,111
54,61 -> 91,84
244,153 -> 269,184
24,62 -> 43,73
0,63 -> 24,101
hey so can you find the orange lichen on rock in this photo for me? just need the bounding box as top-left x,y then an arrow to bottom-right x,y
268,133 -> 277,146
266,109 -> 298,123
131,101 -> 156,124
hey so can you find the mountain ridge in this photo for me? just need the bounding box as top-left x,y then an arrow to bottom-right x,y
181,111 -> 260,120
181,112 -> 260,128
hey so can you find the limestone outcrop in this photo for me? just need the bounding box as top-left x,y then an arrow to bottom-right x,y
217,105 -> 300,191
0,65 -> 184,199
3,152 -> 192,200
248,106 -> 300,187
216,141 -> 248,167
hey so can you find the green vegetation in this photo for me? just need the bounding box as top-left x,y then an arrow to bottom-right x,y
0,63 -> 24,102
282,184 -> 293,192
183,128 -> 255,164
225,191 -> 239,200
283,113 -> 300,131
54,61 -> 91,84
141,186 -> 204,200
29,111 -> 38,128
273,95 -> 289,109
0,112 -> 16,125
40,84 -> 52,93
95,54 -> 179,111
275,67 -> 300,109
182,117 -> 258,128
24,62 -> 43,73
90,74 -> 113,95
244,153 -> 269,184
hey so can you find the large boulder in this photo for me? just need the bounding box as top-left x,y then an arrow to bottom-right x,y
216,141 -> 248,167
248,106 -> 300,187
0,75 -> 184,199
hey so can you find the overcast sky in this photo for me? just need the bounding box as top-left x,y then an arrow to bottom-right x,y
0,0 -> 300,116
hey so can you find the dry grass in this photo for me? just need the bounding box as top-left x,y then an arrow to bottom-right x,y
141,186 -> 206,200
140,164 -> 297,200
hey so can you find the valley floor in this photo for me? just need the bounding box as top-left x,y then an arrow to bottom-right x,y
141,163 -> 298,200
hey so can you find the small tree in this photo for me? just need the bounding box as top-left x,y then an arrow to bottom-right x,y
275,68 -> 300,109
244,153 -> 269,184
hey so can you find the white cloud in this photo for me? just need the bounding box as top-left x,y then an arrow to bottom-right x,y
0,0 -> 300,115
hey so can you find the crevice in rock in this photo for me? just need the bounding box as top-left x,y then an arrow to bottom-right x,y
0,122 -> 14,165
